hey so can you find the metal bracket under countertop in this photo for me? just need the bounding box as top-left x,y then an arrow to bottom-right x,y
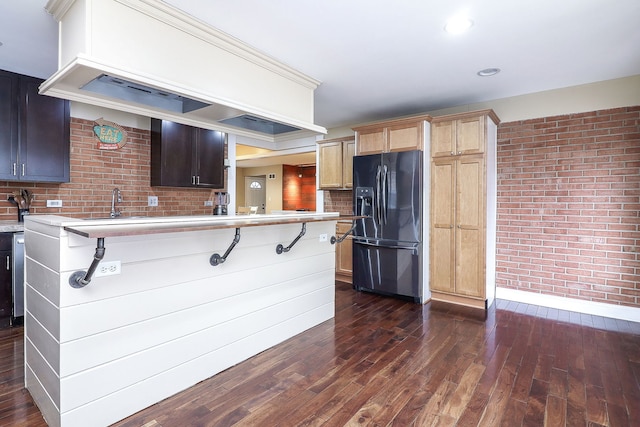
276,223 -> 306,254
210,228 -> 241,266
69,238 -> 106,288
331,220 -> 357,244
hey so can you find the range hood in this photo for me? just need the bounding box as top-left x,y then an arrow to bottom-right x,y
42,0 -> 326,141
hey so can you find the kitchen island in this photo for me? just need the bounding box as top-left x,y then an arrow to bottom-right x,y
24,213 -> 344,427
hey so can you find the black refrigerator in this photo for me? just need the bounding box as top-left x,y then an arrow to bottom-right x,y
352,150 -> 422,302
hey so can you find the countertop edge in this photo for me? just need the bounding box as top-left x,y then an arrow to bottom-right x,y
24,213 -> 361,239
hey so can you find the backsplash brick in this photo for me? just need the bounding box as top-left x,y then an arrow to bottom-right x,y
323,190 -> 353,215
0,117 -> 224,220
496,106 -> 640,308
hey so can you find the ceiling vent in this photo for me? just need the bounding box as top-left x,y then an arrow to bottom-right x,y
82,74 -> 211,113
220,114 -> 301,135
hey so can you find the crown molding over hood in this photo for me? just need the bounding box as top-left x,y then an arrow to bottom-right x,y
42,0 -> 326,142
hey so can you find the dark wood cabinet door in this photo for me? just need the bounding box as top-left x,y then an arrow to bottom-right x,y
151,119 -> 225,188
0,233 -> 12,329
19,75 -> 70,182
194,128 -> 224,188
151,119 -> 194,187
0,71 -> 18,180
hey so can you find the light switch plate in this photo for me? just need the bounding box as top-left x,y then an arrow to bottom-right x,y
148,196 -> 158,207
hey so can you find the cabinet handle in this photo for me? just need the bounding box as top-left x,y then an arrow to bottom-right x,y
457,225 -> 461,229
6,255 -> 9,270
457,151 -> 462,155
191,176 -> 196,185
449,225 -> 453,229
12,163 -> 16,176
21,163 -> 25,176
196,176 -> 200,185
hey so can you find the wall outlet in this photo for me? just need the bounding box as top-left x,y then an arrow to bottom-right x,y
204,200 -> 213,206
319,233 -> 328,242
46,199 -> 62,207
148,196 -> 158,207
95,261 -> 121,277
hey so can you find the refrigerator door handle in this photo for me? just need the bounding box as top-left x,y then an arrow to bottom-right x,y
375,165 -> 382,224
354,239 -> 419,251
382,164 -> 388,225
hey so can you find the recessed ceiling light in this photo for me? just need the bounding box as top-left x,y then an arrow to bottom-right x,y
477,68 -> 501,77
444,16 -> 474,34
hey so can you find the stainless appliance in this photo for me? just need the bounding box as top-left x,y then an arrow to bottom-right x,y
12,232 -> 24,323
352,150 -> 422,301
213,192 -> 229,215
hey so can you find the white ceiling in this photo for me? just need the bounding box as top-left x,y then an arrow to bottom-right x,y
2,0 -> 639,166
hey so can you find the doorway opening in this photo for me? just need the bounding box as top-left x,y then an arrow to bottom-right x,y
244,176 -> 266,214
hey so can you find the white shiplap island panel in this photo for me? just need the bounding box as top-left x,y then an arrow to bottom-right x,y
24,214 -> 341,427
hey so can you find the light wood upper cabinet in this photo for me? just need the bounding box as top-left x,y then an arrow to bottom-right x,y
342,139 -> 355,188
431,110 -> 499,158
353,115 -> 430,155
317,137 -> 355,189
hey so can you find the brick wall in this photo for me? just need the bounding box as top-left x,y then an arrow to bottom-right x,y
323,190 -> 353,215
0,117 -> 223,220
282,165 -> 316,211
496,106 -> 640,308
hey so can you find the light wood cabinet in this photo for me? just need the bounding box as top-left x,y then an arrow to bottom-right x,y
429,110 -> 499,309
431,155 -> 485,298
353,115 -> 430,155
335,222 -> 353,283
317,137 -> 355,189
431,111 -> 498,158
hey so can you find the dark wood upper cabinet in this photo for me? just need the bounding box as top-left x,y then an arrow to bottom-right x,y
0,70 -> 70,183
150,118 -> 225,189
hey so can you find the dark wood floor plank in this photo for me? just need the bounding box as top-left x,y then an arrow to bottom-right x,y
585,384 -> 608,426
441,362 -> 485,420
498,397 -> 527,427
522,378 -> 549,427
544,394 -> 567,426
1,285 -> 639,427
477,355 -> 518,426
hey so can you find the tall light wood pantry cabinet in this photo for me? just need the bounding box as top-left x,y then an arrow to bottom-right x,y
429,110 -> 500,309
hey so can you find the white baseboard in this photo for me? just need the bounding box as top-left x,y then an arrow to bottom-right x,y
496,288 -> 640,323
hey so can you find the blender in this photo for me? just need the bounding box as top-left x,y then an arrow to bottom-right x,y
213,192 -> 229,215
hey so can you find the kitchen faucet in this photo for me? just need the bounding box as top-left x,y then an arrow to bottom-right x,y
110,188 -> 122,218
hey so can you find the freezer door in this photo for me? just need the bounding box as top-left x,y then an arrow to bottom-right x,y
353,153 -> 382,239
380,150 -> 422,243
353,240 -> 421,301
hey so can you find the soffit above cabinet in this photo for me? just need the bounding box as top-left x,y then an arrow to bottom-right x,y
42,0 -> 326,142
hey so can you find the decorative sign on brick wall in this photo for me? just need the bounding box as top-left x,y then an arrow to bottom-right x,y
93,118 -> 128,150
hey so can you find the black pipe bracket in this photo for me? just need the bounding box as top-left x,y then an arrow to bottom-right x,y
69,237 -> 106,288
331,220 -> 357,244
210,228 -> 241,266
276,223 -> 306,254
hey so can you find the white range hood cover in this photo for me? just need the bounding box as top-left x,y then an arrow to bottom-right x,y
42,0 -> 326,141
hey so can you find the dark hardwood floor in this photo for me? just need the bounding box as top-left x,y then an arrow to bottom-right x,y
1,281 -> 639,426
